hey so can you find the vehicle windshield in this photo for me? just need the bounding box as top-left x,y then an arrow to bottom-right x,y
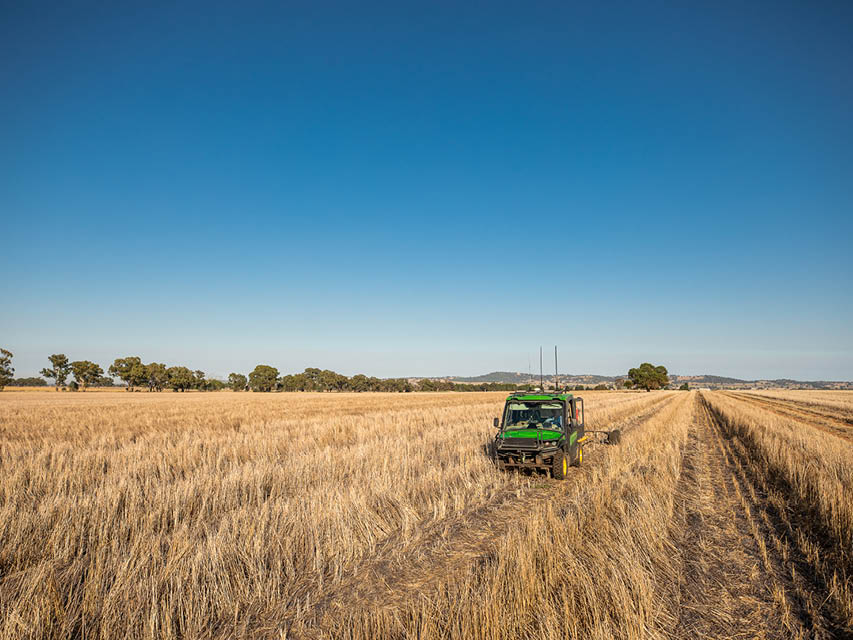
503,402 -> 564,430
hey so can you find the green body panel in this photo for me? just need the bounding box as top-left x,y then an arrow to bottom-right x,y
498,428 -> 562,440
569,431 -> 577,445
507,393 -> 574,402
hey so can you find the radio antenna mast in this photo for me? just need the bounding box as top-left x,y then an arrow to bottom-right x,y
539,346 -> 543,391
554,345 -> 559,391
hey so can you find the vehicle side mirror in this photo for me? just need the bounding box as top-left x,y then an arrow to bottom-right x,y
493,417 -> 500,428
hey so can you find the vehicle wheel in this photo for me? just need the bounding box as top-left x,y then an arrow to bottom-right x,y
607,429 -> 621,445
551,450 -> 568,480
572,445 -> 583,467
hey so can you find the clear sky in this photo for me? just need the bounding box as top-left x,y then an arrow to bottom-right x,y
2,1 -> 852,381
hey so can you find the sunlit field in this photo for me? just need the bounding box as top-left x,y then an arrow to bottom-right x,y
1,389 -> 851,639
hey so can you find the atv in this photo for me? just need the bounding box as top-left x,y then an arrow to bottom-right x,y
493,391 -> 621,479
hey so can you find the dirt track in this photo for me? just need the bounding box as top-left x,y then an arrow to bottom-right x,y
670,395 -> 851,639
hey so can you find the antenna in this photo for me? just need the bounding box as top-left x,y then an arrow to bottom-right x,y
539,346 -> 543,391
554,345 -> 559,391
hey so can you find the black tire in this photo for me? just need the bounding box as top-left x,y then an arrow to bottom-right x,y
607,429 -> 622,445
572,444 -> 583,467
551,450 -> 568,480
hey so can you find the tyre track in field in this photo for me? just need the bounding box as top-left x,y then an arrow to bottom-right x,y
695,394 -> 853,639
722,391 -> 853,444
670,395 -> 790,639
272,393 -> 678,640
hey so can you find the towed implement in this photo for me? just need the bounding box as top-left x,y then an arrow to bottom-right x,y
493,391 -> 621,479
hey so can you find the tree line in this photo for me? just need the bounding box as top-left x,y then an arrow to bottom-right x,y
0,349 -> 671,393
0,350 -> 523,393
241,365 -> 522,393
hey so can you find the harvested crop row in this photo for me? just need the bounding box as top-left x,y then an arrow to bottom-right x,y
726,391 -> 853,430
702,391 -> 853,633
740,390 -> 853,419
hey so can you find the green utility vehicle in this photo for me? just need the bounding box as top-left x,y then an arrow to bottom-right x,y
493,391 -> 621,479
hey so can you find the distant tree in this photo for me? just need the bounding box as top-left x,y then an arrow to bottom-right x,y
70,360 -> 104,390
92,375 -> 115,387
145,363 -> 169,391
228,373 -> 247,391
679,382 -> 690,391
193,370 -> 206,390
41,354 -> 72,390
574,385 -> 585,391
319,370 -> 348,392
627,363 -> 669,391
204,379 -> 227,391
622,379 -> 634,389
0,348 -> 13,390
277,374 -> 300,392
167,366 -> 195,392
249,365 -> 279,392
384,378 -> 412,392
109,357 -> 146,390
417,378 -> 435,392
301,367 -> 323,391
593,384 -> 608,391
349,374 -> 370,392
10,376 -> 48,387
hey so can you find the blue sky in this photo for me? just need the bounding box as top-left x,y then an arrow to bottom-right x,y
2,1 -> 852,380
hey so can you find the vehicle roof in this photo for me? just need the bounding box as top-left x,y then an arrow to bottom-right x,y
505,392 -> 574,402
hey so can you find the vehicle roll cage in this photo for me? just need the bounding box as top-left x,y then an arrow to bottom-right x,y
497,396 -> 584,432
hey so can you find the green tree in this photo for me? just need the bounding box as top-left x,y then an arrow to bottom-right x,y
109,357 -> 147,391
92,375 -> 115,387
277,374 -> 299,391
70,360 -> 104,390
228,373 -> 247,391
145,363 -> 169,391
249,365 -> 279,392
679,382 -> 690,391
41,354 -> 72,390
167,366 -> 195,391
622,379 -> 634,389
627,363 -> 669,391
193,370 -> 206,390
0,349 -> 13,390
10,376 -> 48,387
350,374 -> 370,392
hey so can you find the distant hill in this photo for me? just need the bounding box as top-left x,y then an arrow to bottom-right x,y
673,375 -> 748,384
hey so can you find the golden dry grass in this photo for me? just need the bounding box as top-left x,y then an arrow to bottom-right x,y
1,388 -> 851,639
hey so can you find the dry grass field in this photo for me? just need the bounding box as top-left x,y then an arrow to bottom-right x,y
1,388 -> 851,639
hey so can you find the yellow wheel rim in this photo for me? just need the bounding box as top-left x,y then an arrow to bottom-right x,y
562,457 -> 567,474
579,447 -> 583,464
